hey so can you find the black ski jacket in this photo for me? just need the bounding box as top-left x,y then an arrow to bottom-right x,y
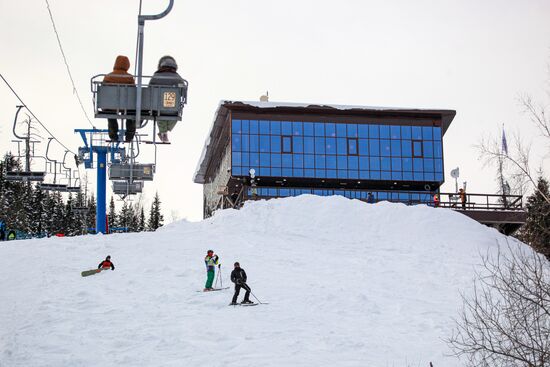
231,268 -> 247,285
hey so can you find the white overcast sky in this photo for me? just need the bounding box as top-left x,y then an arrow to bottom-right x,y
1,0 -> 549,221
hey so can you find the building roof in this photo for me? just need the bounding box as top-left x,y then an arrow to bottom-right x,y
193,100 -> 456,184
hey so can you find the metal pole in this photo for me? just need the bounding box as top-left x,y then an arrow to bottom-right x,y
96,149 -> 107,234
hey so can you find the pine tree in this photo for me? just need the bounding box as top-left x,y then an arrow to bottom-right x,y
138,206 -> 146,232
519,176 -> 550,258
108,196 -> 117,231
87,193 -> 96,232
147,192 -> 164,231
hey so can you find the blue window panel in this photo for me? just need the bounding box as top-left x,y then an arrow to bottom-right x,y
399,193 -> 408,201
422,126 -> 433,140
293,122 -> 303,136
370,171 -> 381,180
347,124 -> 358,138
348,156 -> 358,170
360,191 -> 367,199
401,126 -> 411,139
260,153 -> 270,167
271,154 -> 281,167
336,124 -> 347,137
402,140 -> 412,157
411,193 -> 419,201
402,158 -> 412,171
358,125 -> 369,138
435,159 -> 443,173
391,140 -> 401,157
304,169 -> 315,177
359,171 -> 369,179
232,152 -> 241,166
282,136 -> 292,153
337,138 -> 347,155
293,137 -> 304,153
359,157 -> 369,170
315,137 -> 325,154
424,158 -> 434,172
326,155 -> 337,169
369,139 -> 380,156
293,168 -> 304,177
259,167 -> 270,176
249,120 -> 258,134
241,120 -> 249,133
423,141 -> 433,158
270,121 -> 281,135
381,171 -> 391,180
326,138 -> 336,154
304,122 -> 314,136
434,141 -> 442,158
270,136 -> 281,153
241,135 -> 249,152
413,171 -> 424,181
358,139 -> 369,155
280,188 -> 290,196
413,141 -> 423,157
314,123 -> 325,136
337,156 -> 348,169
232,135 -> 241,151
241,152 -> 250,166
381,157 -> 391,170
315,169 -> 326,178
282,168 -> 293,177
369,125 -> 379,138
378,192 -> 387,200
304,155 -> 315,168
293,154 -> 304,168
282,121 -> 292,135
391,171 -> 403,180
435,172 -> 443,182
380,125 -> 390,139
390,126 -> 401,139
250,153 -> 260,166
268,188 -> 277,196
249,135 -> 259,152
326,123 -> 336,137
326,169 -> 337,178
282,154 -> 292,168
338,170 -> 348,179
315,155 -> 326,169
380,139 -> 391,157
403,171 -> 413,180
391,157 -> 402,170
412,126 -> 422,140
424,172 -> 435,181
259,136 -> 270,152
259,120 -> 270,135
370,157 -> 381,170
348,139 -> 358,155
304,137 -> 315,154
433,127 -> 442,141
232,120 -> 241,134
413,158 -> 424,172
348,170 -> 359,179
232,166 -> 241,175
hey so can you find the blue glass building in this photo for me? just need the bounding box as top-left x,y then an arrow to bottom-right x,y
194,101 -> 456,218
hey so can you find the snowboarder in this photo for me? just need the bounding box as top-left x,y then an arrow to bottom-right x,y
149,55 -> 185,143
230,262 -> 252,305
204,250 -> 219,291
98,255 -> 115,271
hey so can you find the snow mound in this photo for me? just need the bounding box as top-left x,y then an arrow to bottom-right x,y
0,195 -> 527,367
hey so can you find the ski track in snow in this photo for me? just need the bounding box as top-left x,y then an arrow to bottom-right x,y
0,195 -> 529,367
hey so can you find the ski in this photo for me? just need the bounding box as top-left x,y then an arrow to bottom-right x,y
197,287 -> 230,292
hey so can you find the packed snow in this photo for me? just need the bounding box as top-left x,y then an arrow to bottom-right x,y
0,195 -> 527,366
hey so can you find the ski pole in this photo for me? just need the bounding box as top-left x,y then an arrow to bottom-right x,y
245,284 -> 264,304
214,268 -> 220,288
219,264 -> 223,288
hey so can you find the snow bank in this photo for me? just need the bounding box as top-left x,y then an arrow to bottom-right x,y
0,195 -> 527,367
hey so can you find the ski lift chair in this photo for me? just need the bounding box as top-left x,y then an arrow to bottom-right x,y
5,171 -> 46,182
39,183 -> 68,192
112,180 -> 144,195
109,163 -> 154,181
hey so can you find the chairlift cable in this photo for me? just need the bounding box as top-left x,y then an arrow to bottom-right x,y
44,0 -> 95,129
0,74 -> 77,156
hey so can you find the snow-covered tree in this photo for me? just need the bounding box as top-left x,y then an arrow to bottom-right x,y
147,192 -> 164,231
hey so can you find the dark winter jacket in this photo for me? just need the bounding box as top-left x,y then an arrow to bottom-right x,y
103,56 -> 135,85
231,267 -> 247,285
0,229 -> 5,241
98,260 -> 115,270
149,56 -> 184,86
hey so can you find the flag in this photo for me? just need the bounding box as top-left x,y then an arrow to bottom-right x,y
501,128 -> 508,155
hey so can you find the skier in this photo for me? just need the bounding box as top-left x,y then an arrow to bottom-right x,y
0,221 -> 5,241
230,262 -> 253,305
98,255 -> 115,271
204,250 -> 219,291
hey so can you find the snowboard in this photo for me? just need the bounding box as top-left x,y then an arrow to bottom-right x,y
81,269 -> 101,277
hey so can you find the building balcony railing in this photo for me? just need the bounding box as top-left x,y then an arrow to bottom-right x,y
436,192 -> 524,211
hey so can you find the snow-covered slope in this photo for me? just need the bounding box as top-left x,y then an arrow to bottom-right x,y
0,195 -> 526,367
